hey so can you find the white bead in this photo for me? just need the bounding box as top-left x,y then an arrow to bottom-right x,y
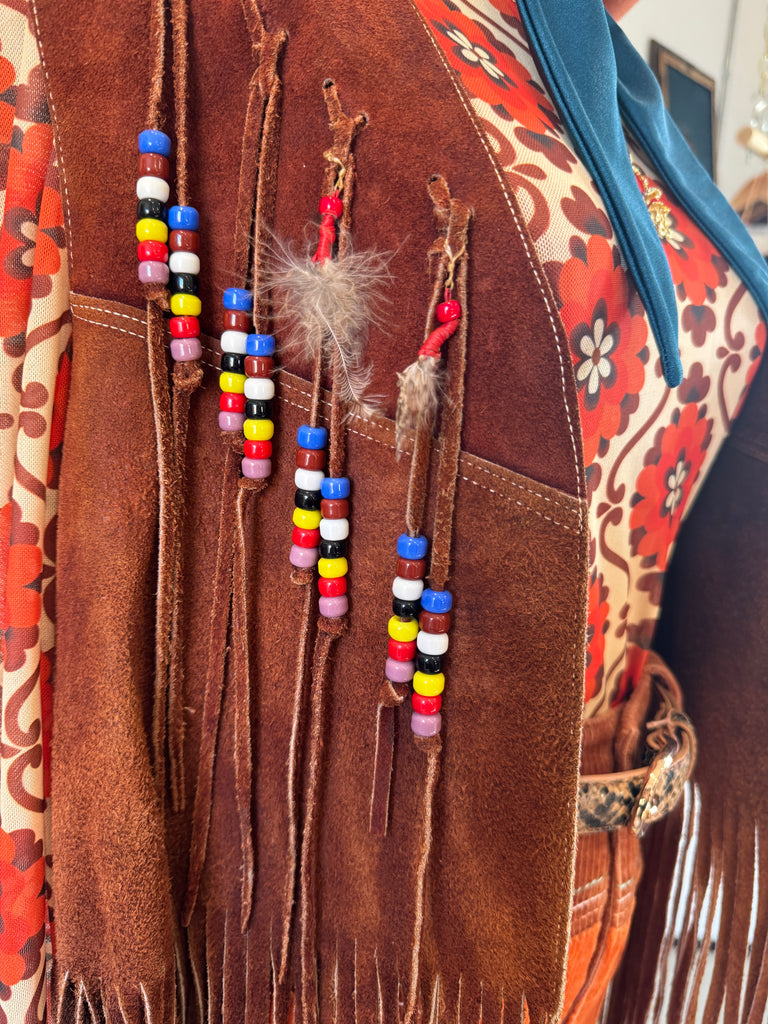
392,576 -> 424,601
295,468 -> 324,491
417,630 -> 449,655
244,377 -> 275,400
220,330 -> 248,354
136,175 -> 170,203
169,251 -> 200,275
319,517 -> 349,541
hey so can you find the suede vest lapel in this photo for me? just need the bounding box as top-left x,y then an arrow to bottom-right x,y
33,0 -> 589,1020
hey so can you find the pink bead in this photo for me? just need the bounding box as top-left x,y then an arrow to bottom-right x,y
290,544 -> 319,568
319,594 -> 349,618
319,194 -> 343,218
219,411 -> 245,432
241,457 -> 272,479
170,337 -> 202,362
138,260 -> 170,285
385,657 -> 415,683
411,711 -> 442,737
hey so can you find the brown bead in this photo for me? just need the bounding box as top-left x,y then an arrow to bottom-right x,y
244,355 -> 274,377
320,498 -> 349,520
169,228 -> 200,253
397,557 -> 426,580
419,610 -> 451,634
138,152 -> 170,179
224,309 -> 251,332
296,447 -> 326,470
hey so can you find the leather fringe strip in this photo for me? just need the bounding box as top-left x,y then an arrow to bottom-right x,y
182,7 -> 287,924
277,82 -> 368,998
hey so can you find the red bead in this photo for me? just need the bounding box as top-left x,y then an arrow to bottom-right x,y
388,638 -> 417,661
244,355 -> 274,377
296,447 -> 326,470
244,439 -> 272,459
319,575 -> 347,597
169,229 -> 200,253
137,240 -> 168,263
319,194 -> 343,218
224,309 -> 252,332
436,300 -> 461,323
396,557 -> 426,580
169,316 -> 200,338
293,526 -> 321,548
320,498 -> 349,520
412,693 -> 442,715
138,152 -> 170,179
419,610 -> 451,634
219,392 -> 246,413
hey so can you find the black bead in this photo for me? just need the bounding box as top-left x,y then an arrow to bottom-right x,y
393,597 -> 421,619
137,197 -> 167,222
417,652 -> 443,674
170,272 -> 199,296
294,488 -> 321,511
220,353 -> 245,373
245,399 -> 272,420
320,539 -> 346,559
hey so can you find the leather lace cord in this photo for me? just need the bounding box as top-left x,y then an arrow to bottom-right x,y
182,3 -> 287,928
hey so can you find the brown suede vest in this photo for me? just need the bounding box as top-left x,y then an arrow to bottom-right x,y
29,0 -> 768,1022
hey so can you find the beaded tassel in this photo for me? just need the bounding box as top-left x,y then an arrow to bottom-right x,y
289,425 -> 326,569
242,331 -> 276,479
218,287 -> 252,432
136,129 -> 171,286
168,205 -> 203,362
385,533 -> 427,695
318,475 -> 350,617
412,588 -> 451,736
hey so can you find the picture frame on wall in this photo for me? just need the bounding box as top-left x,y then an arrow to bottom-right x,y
651,41 -> 716,181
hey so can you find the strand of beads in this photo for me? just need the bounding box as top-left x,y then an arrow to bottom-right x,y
318,476 -> 350,618
218,288 -> 252,433
136,129 -> 171,288
242,332 -> 276,479
412,588 -> 451,737
168,205 -> 203,362
385,534 -> 428,699
289,425 -> 327,571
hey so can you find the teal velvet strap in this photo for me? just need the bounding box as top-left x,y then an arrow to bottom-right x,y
517,0 -> 768,388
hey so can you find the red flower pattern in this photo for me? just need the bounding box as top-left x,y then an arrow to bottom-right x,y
629,403 -> 712,572
559,235 -> 648,466
0,829 -> 44,991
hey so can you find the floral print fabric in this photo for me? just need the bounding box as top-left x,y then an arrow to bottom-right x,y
414,0 -> 765,715
0,4 -> 71,1020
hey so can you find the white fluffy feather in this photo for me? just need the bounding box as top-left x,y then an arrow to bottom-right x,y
261,233 -> 390,417
395,355 -> 444,452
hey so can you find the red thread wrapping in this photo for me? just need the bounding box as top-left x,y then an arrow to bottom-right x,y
312,213 -> 337,264
417,317 -> 459,360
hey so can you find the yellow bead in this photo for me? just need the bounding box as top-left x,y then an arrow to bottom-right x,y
219,372 -> 246,394
243,418 -> 274,440
136,217 -> 168,243
170,293 -> 202,316
318,557 -> 348,578
387,615 -> 418,642
293,507 -> 321,530
413,670 -> 445,696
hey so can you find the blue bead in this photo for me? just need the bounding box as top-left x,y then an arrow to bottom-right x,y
321,476 -> 350,499
297,425 -> 328,450
138,129 -> 172,156
246,333 -> 276,356
396,533 -> 428,559
168,205 -> 200,231
223,287 -> 254,312
421,588 -> 452,613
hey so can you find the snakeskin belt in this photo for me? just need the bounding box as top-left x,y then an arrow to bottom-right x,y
577,700 -> 697,838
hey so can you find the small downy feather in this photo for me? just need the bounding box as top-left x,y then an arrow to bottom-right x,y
261,232 -> 390,418
395,355 -> 444,453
